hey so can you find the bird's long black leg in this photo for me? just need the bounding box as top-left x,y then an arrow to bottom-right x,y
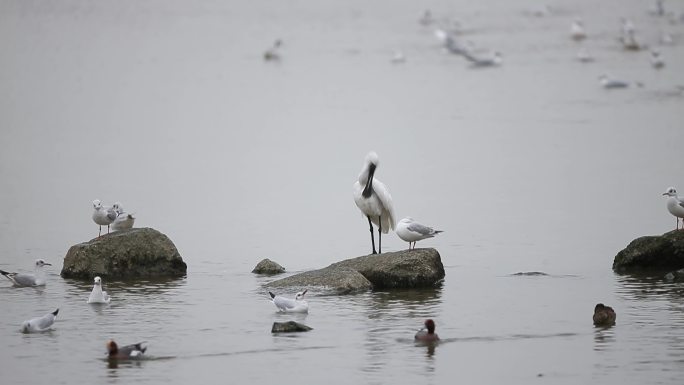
368,216 -> 377,254
378,216 -> 382,254
99,226 -> 102,237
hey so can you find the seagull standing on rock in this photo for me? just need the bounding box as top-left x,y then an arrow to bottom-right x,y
353,151 -> 396,254
92,199 -> 117,237
663,187 -> 684,229
111,202 -> 135,232
396,217 -> 443,250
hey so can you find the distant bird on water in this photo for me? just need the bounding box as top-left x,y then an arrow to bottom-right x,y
92,199 -> 117,237
21,309 -> 59,333
463,51 -> 503,68
650,50 -> 665,69
353,151 -> 396,254
662,187 -> 684,229
0,259 -> 51,287
87,276 -> 111,304
106,340 -> 147,359
264,39 -> 282,61
414,319 -> 440,342
570,19 -> 587,41
598,74 -> 630,89
396,217 -> 443,250
593,303 -> 616,327
268,290 -> 309,313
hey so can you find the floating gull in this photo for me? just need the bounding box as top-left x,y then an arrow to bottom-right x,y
598,74 -> 630,89
390,50 -> 406,64
434,29 -> 472,56
576,48 -> 595,63
593,303 -> 616,327
264,39 -> 282,61
662,187 -> 684,229
0,259 -> 51,287
269,290 -> 309,313
570,19 -> 587,41
620,30 -> 643,51
92,199 -> 117,237
107,340 -> 147,359
111,202 -> 135,232
660,32 -> 674,45
650,50 -> 665,69
649,0 -> 665,17
621,18 -> 635,35
419,9 -> 435,26
353,151 -> 396,254
414,319 -> 440,342
87,276 -> 111,304
396,217 -> 443,250
21,309 -> 59,333
463,51 -> 502,68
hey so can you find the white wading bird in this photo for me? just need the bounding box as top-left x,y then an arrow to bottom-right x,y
269,290 -> 309,313
353,151 -> 396,254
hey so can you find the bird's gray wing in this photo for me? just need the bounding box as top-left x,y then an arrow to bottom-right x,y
12,273 -> 37,286
34,313 -> 55,330
407,222 -> 435,236
273,296 -> 296,309
677,197 -> 684,208
106,208 -> 117,221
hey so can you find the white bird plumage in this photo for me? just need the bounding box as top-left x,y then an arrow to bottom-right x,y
571,19 -> 587,40
0,259 -> 51,287
21,309 -> 58,333
87,276 -> 111,304
396,217 -> 443,250
111,202 -> 135,232
663,187 -> 684,229
92,199 -> 117,237
353,152 -> 396,254
268,290 -> 309,313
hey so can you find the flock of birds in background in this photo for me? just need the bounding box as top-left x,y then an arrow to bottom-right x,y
264,1 -> 683,92
3,150 -> 684,354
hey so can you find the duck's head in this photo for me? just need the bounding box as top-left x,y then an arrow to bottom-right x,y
424,319 -> 436,334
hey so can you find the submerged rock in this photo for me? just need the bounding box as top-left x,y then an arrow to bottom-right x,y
271,321 -> 312,333
61,228 -> 187,279
613,230 -> 684,274
266,248 -> 444,293
252,259 -> 286,275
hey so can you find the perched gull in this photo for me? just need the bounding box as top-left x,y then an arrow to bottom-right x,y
571,19 -> 587,41
111,202 -> 135,232
87,276 -> 111,304
353,151 -> 396,254
598,74 -> 629,89
396,217 -> 443,250
593,303 -> 616,327
264,39 -> 282,61
21,309 -> 59,333
650,50 -> 665,69
463,51 -> 503,68
269,290 -> 309,313
0,259 -> 51,287
92,199 -> 117,237
106,340 -> 147,359
414,319 -> 440,342
662,187 -> 684,229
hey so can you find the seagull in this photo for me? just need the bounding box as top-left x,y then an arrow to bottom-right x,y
111,202 -> 135,232
87,276 -> 111,304
593,303 -> 616,327
662,187 -> 684,229
650,50 -> 665,69
434,29 -> 473,56
463,51 -> 503,68
390,50 -> 406,64
264,39 -> 282,61
576,48 -> 595,63
571,19 -> 587,41
414,319 -> 440,342
649,0 -> 665,17
598,74 -> 629,89
92,199 -> 117,237
419,9 -> 435,26
106,340 -> 147,359
620,30 -> 642,51
396,217 -> 443,250
353,151 -> 396,254
21,309 -> 59,333
0,259 -> 51,287
268,290 -> 309,313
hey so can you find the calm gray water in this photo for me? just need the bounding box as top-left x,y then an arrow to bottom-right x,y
1,0 -> 684,383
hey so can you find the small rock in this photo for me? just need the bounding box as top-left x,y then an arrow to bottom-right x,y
266,266 -> 372,294
271,321 -> 312,333
252,259 -> 286,275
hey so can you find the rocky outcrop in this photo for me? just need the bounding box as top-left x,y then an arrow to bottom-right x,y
613,230 -> 684,274
252,259 -> 285,275
271,321 -> 312,333
61,228 -> 187,279
266,248 -> 444,294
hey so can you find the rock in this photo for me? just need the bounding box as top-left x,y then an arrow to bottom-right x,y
271,321 -> 312,333
664,268 -> 684,281
266,248 -> 444,293
613,230 -> 684,274
252,259 -> 285,275
266,266 -> 372,294
61,227 -> 187,279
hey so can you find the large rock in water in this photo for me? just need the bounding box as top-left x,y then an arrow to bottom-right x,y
613,230 -> 684,274
266,248 -> 444,294
61,228 -> 187,279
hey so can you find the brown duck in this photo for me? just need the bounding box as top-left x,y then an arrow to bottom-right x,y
593,303 -> 616,326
